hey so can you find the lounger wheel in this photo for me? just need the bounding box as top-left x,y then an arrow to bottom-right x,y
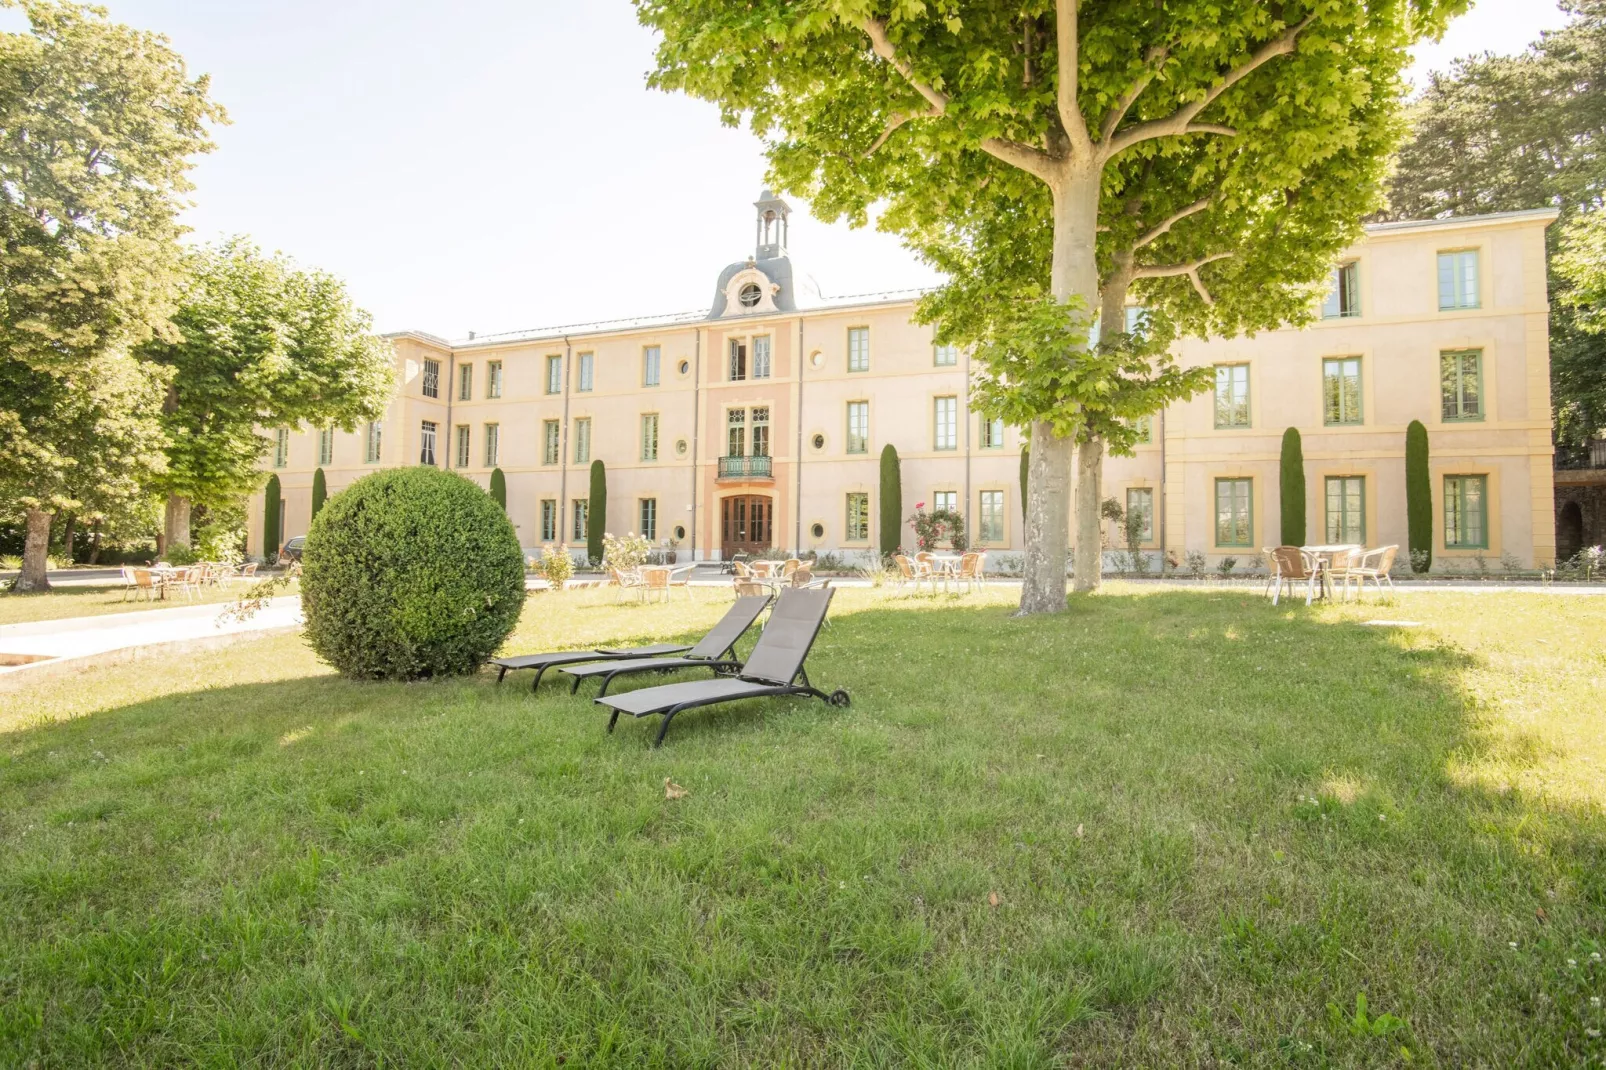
829,689 -> 851,708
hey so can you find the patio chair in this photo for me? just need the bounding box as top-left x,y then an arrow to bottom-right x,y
119,566 -> 139,601
954,552 -> 985,593
733,580 -> 768,598
560,594 -> 772,695
490,637 -> 695,693
667,563 -> 696,598
236,562 -> 259,584
641,567 -> 672,603
610,566 -> 646,603
780,558 -> 802,578
130,568 -> 164,602
1340,544 -> 1398,601
168,566 -> 204,601
594,587 -> 849,747
788,566 -> 814,587
893,554 -> 933,593
1264,546 -> 1320,606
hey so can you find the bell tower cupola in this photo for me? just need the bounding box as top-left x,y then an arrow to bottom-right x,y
754,189 -> 790,260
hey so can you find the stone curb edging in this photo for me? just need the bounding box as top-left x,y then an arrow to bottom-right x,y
0,625 -> 302,694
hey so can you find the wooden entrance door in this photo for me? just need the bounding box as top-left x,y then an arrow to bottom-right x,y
721,495 -> 773,559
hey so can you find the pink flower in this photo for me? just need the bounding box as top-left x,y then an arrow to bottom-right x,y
915,501 -> 926,510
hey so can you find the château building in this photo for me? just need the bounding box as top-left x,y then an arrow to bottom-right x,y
249,192 -> 1559,568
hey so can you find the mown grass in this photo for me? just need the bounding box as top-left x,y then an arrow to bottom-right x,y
0,579 -> 300,627
2,584 -> 1604,1066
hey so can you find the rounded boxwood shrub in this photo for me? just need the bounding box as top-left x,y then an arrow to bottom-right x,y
302,466 -> 526,680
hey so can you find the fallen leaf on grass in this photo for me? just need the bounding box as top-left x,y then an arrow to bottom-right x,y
664,778 -> 689,800
988,891 -> 1000,908
1536,906 -> 1549,924
1076,823 -> 1084,838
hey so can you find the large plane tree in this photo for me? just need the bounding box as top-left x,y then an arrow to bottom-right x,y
637,0 -> 1464,610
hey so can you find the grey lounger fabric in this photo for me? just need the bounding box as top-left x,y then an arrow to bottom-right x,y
594,587 -> 847,746
491,642 -> 691,692
559,594 -> 771,694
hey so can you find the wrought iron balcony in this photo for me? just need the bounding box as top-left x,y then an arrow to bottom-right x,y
717,455 -> 773,480
1556,439 -> 1606,470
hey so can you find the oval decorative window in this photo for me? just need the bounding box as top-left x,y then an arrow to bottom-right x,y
678,359 -> 690,376
810,523 -> 825,539
809,350 -> 824,369
811,433 -> 825,451
738,283 -> 763,308
673,525 -> 686,540
675,438 -> 688,456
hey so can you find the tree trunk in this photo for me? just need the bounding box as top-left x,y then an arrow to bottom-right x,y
1019,167 -> 1102,614
89,522 -> 103,565
60,514 -> 76,565
15,508 -> 53,592
1074,440 -> 1104,591
1071,277 -> 1135,594
164,493 -> 192,550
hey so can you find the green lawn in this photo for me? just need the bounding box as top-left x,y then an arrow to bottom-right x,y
2,585 -> 1604,1066
0,579 -> 300,627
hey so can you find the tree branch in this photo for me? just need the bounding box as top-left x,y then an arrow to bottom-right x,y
1056,0 -> 1094,157
863,16 -> 1062,182
1132,252 -> 1233,305
1098,45 -> 1169,144
863,108 -> 939,156
1099,11 -> 1318,160
1133,196 -> 1213,249
1185,123 -> 1239,138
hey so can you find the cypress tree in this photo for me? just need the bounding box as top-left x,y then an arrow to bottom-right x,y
1278,427 -> 1306,545
489,467 -> 506,511
311,467 -> 327,519
262,475 -> 281,560
878,443 -> 901,555
1406,419 -> 1432,572
587,460 -> 606,563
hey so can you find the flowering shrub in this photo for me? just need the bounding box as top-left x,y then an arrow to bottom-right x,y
538,543 -> 574,589
907,502 -> 968,552
602,532 -> 652,570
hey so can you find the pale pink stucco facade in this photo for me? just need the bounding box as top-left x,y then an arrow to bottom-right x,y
250,200 -> 1558,569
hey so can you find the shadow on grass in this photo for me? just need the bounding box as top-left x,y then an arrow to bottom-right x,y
2,587 -> 1604,1066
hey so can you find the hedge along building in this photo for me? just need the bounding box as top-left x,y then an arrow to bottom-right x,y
248,194 -> 1560,569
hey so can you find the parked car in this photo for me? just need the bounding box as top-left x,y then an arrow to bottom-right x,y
278,536 -> 305,564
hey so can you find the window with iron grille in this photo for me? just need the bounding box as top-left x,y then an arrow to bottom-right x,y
422,359 -> 440,398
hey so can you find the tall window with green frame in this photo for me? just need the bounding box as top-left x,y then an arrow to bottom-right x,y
1214,478 -> 1253,547
1444,475 -> 1488,548
845,492 -> 870,541
1438,249 -> 1480,310
846,401 -> 868,454
1214,365 -> 1250,428
847,327 -> 869,372
1323,357 -> 1363,425
1440,349 -> 1483,421
1325,476 -> 1365,544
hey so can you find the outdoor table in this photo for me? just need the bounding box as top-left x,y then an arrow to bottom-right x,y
747,561 -> 779,578
1299,544 -> 1362,601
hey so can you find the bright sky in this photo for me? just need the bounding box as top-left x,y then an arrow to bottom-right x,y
17,0 -> 1577,338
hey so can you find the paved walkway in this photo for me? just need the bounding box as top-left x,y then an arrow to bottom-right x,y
0,597 -> 303,679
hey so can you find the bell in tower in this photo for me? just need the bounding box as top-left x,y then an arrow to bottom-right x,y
754,189 -> 790,260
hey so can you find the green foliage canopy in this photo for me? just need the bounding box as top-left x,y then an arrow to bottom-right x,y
138,239 -> 393,512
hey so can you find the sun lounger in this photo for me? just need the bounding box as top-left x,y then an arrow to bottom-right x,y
594,587 -> 848,747
491,642 -> 692,692
560,594 -> 771,695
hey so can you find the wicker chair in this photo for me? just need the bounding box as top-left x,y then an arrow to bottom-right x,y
1264,546 -> 1319,606
610,566 -> 646,602
1340,545 -> 1398,601
641,567 -> 672,603
893,553 -> 934,593
954,552 -> 985,593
